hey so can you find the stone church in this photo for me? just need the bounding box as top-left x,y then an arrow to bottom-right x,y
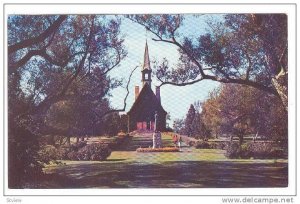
127,42 -> 167,132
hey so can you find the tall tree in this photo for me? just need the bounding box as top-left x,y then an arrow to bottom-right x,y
184,104 -> 196,137
201,89 -> 222,138
201,84 -> 287,145
7,15 -> 127,188
191,112 -> 210,140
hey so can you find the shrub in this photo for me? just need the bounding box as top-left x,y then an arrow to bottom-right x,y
225,142 -> 240,159
38,145 -> 72,162
69,141 -> 87,152
39,142 -> 112,161
225,142 -> 286,159
269,147 -> 285,158
215,142 -> 228,150
38,145 -> 58,163
67,151 -> 79,161
243,142 -> 285,159
195,141 -> 211,149
194,141 -> 228,149
107,141 -> 119,149
240,143 -> 252,159
9,125 -> 43,188
55,147 -> 71,160
75,143 -> 112,161
40,142 -> 111,162
188,141 -> 196,147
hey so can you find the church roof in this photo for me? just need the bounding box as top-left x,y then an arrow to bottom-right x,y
127,84 -> 167,116
142,42 -> 151,70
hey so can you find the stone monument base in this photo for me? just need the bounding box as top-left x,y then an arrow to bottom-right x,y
152,132 -> 162,148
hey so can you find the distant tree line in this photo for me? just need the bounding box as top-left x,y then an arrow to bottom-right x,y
173,83 -> 287,145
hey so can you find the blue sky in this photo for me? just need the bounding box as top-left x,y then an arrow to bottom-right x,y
108,15 -> 221,126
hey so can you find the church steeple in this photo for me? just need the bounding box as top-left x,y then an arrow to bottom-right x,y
142,41 -> 152,87
143,41 -> 151,70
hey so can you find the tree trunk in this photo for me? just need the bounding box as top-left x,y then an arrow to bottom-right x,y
49,135 -> 55,145
215,129 -> 219,139
59,136 -> 63,146
66,136 -> 71,146
263,37 -> 288,112
238,134 -> 244,146
272,73 -> 288,112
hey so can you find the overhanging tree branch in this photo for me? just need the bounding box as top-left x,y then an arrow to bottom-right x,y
152,37 -> 206,77
158,73 -> 277,96
8,15 -> 67,54
94,65 -> 139,118
21,19 -> 95,117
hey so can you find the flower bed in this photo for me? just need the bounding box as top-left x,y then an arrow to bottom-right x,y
136,147 -> 180,152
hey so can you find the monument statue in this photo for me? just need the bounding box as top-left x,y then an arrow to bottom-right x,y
154,111 -> 158,132
153,111 -> 162,148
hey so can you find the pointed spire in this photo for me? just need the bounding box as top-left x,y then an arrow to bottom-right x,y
142,41 -> 151,70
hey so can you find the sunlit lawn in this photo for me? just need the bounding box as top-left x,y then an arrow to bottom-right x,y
43,133 -> 288,188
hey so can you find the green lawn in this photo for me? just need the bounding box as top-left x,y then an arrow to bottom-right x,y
42,133 -> 288,188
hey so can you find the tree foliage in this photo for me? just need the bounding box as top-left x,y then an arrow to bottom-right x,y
201,89 -> 222,138
8,15 -> 127,188
184,104 -> 196,137
201,84 -> 287,144
128,14 -> 288,110
177,104 -> 210,139
172,118 -> 185,134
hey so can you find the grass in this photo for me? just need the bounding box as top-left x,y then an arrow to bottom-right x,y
41,132 -> 288,188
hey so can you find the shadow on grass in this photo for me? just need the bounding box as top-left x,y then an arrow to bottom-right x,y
40,160 -> 288,189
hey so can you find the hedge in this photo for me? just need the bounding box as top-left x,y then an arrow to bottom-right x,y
225,142 -> 286,159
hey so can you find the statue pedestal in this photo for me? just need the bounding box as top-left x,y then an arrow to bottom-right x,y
152,132 -> 162,148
